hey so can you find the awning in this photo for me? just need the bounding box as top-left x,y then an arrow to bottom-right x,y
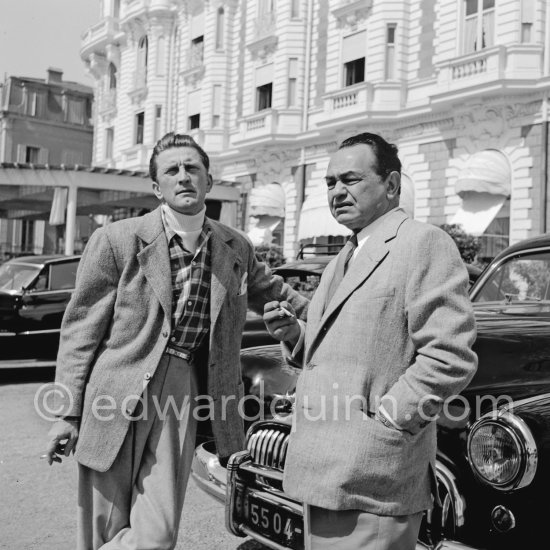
455,150 -> 511,197
248,183 -> 285,217
452,192 -> 507,236
451,150 -> 511,236
298,184 -> 349,240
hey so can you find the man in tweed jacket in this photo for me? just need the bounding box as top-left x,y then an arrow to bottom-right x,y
44,133 -> 308,549
265,133 -> 477,549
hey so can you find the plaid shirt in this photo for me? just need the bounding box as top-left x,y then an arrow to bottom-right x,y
163,216 -> 212,353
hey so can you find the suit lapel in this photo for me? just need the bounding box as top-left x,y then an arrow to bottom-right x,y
136,208 -> 172,318
209,221 -> 239,330
306,209 -> 408,362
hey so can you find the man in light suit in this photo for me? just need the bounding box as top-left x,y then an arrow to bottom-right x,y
265,132 -> 477,549
44,133 -> 308,550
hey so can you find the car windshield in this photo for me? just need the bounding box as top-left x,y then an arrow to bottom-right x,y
0,262 -> 41,292
472,251 -> 550,304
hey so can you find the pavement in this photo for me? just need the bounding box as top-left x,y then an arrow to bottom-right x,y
0,367 -> 264,550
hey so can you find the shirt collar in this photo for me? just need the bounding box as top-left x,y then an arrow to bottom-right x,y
355,207 -> 401,252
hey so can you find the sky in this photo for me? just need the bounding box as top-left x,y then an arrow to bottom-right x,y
0,0 -> 100,85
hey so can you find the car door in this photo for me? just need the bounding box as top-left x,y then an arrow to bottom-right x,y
18,259 -> 79,334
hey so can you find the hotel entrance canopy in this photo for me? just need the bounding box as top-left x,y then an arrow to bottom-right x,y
0,163 -> 240,254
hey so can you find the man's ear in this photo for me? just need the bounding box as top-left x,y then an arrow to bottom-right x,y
386,171 -> 401,199
206,174 -> 213,193
152,181 -> 163,201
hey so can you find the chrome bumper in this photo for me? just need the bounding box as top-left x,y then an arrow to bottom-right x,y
192,443 -> 482,550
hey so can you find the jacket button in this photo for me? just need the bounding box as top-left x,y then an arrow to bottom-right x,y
144,373 -> 151,380
162,330 -> 168,338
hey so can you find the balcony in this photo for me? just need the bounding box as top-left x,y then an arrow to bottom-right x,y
99,89 -> 117,117
128,68 -> 148,103
81,17 -> 120,59
319,82 -> 372,123
433,44 -> 544,102
232,109 -> 303,146
247,11 -> 278,60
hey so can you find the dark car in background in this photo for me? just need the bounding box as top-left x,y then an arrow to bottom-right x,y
0,255 -> 81,366
192,233 -> 550,550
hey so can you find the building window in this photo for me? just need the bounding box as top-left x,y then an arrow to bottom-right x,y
463,0 -> 495,54
135,112 -> 145,144
521,0 -> 534,43
190,35 -> 204,67
291,0 -> 300,18
105,127 -> 114,159
25,146 -> 40,163
215,8 -> 224,50
21,220 -> 35,253
137,35 -> 148,86
344,58 -> 365,86
188,113 -> 200,130
385,24 -> 396,80
212,85 -> 222,127
256,83 -> 272,111
25,90 -> 45,117
287,58 -> 298,107
154,106 -> 162,141
108,63 -> 117,90
259,0 -> 274,15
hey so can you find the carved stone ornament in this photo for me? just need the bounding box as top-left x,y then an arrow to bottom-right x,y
332,0 -> 372,31
247,149 -> 298,183
454,105 -> 507,142
247,35 -> 278,63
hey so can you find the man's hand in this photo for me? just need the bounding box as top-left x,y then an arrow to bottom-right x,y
263,301 -> 301,347
43,419 -> 79,465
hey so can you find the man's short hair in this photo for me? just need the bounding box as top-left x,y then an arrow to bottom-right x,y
339,132 -> 401,179
149,132 -> 210,182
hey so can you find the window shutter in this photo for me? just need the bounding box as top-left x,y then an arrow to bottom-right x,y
342,31 -> 366,63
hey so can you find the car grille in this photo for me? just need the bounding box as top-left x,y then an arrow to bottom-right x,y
247,424 -> 290,471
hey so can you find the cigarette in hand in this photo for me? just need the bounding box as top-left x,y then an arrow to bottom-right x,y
279,306 -> 295,318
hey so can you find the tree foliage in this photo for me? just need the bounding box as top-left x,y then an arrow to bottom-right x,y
254,244 -> 286,268
439,224 -> 481,264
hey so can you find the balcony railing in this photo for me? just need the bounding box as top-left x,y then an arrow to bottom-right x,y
435,45 -> 544,97
254,11 -> 276,39
322,82 -> 372,116
81,17 -> 119,57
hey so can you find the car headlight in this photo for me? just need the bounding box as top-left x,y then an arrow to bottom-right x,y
467,410 -> 537,491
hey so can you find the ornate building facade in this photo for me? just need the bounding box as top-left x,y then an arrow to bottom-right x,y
82,0 -> 550,260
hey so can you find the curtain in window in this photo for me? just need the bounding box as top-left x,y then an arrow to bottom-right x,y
482,10 -> 495,48
464,16 -> 477,53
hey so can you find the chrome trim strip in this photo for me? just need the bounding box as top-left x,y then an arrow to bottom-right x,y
19,329 -> 60,336
434,541 -> 480,550
239,462 -> 284,482
501,393 -> 550,411
0,332 -> 17,337
435,461 -> 466,528
24,289 -> 74,296
225,450 -> 250,537
191,444 -> 226,503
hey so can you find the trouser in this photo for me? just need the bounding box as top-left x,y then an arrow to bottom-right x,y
77,353 -> 198,550
307,505 -> 423,550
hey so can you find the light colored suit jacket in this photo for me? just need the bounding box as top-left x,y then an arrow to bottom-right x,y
283,209 -> 477,515
55,207 -> 308,472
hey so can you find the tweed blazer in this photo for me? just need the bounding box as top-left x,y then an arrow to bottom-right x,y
283,209 -> 477,515
55,207 -> 308,472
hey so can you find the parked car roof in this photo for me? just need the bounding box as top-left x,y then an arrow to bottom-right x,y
492,232 -> 550,260
7,254 -> 81,265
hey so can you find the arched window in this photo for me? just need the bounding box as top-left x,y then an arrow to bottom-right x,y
108,63 -> 117,90
137,35 -> 149,85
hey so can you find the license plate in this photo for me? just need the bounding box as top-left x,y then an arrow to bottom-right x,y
234,483 -> 304,550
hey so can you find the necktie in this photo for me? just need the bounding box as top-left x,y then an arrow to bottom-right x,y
325,233 -> 358,308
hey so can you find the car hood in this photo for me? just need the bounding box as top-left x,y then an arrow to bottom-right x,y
465,306 -> 550,404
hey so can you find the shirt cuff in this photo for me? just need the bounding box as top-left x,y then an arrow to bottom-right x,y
378,404 -> 403,430
281,319 -> 306,359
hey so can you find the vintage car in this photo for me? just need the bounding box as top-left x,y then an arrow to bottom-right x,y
0,255 -> 81,366
192,233 -> 550,550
